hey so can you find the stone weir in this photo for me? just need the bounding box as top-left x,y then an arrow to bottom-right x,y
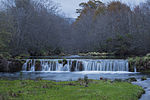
22,59 -> 129,72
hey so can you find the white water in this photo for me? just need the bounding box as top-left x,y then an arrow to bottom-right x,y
22,59 -> 130,72
134,66 -> 137,73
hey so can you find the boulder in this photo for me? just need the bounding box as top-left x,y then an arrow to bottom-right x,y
8,60 -> 23,72
35,61 -> 42,71
70,61 -> 76,72
141,76 -> 147,81
78,61 -> 84,71
127,77 -> 137,82
0,58 -> 23,72
0,58 -> 9,72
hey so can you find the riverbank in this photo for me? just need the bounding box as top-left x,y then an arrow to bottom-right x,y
0,57 -> 24,72
128,54 -> 150,72
0,79 -> 144,100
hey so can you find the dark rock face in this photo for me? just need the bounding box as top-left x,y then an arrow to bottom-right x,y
78,61 -> 84,71
8,60 -> 23,72
35,61 -> 42,71
0,58 -> 9,72
70,61 -> 76,72
70,61 -> 84,72
27,64 -> 31,71
0,58 -> 24,72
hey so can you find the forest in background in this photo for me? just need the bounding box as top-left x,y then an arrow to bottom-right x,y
0,0 -> 150,58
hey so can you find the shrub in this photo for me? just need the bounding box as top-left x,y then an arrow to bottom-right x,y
128,55 -> 150,72
58,60 -> 62,64
63,58 -> 67,66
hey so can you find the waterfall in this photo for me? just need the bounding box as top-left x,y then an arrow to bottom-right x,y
134,66 -> 137,73
22,59 -> 129,72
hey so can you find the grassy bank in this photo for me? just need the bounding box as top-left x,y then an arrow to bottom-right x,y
0,79 -> 144,100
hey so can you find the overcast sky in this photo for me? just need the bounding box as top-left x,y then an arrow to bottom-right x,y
53,0 -> 146,18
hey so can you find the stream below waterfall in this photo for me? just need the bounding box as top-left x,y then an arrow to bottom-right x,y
133,78 -> 150,100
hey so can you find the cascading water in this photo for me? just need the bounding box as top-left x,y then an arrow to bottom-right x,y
22,59 -> 129,72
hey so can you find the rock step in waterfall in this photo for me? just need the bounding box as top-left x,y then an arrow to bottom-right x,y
22,59 -> 129,72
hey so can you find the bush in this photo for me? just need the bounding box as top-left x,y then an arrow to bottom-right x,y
63,58 -> 67,66
58,59 -> 68,66
58,60 -> 63,64
128,55 -> 150,72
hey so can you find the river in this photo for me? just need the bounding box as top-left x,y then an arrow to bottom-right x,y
0,58 -> 150,100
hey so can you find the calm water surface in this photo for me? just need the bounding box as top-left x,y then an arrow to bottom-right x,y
0,71 -> 149,81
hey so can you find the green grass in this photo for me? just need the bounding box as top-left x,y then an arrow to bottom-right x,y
0,79 -> 144,100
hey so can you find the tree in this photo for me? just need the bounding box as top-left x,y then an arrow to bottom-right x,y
1,0 -> 71,56
73,0 -> 150,55
0,11 -> 12,57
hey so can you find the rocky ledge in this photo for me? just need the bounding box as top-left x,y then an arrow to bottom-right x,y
0,57 -> 24,72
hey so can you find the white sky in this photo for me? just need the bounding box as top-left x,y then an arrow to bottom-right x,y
53,0 -> 146,18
